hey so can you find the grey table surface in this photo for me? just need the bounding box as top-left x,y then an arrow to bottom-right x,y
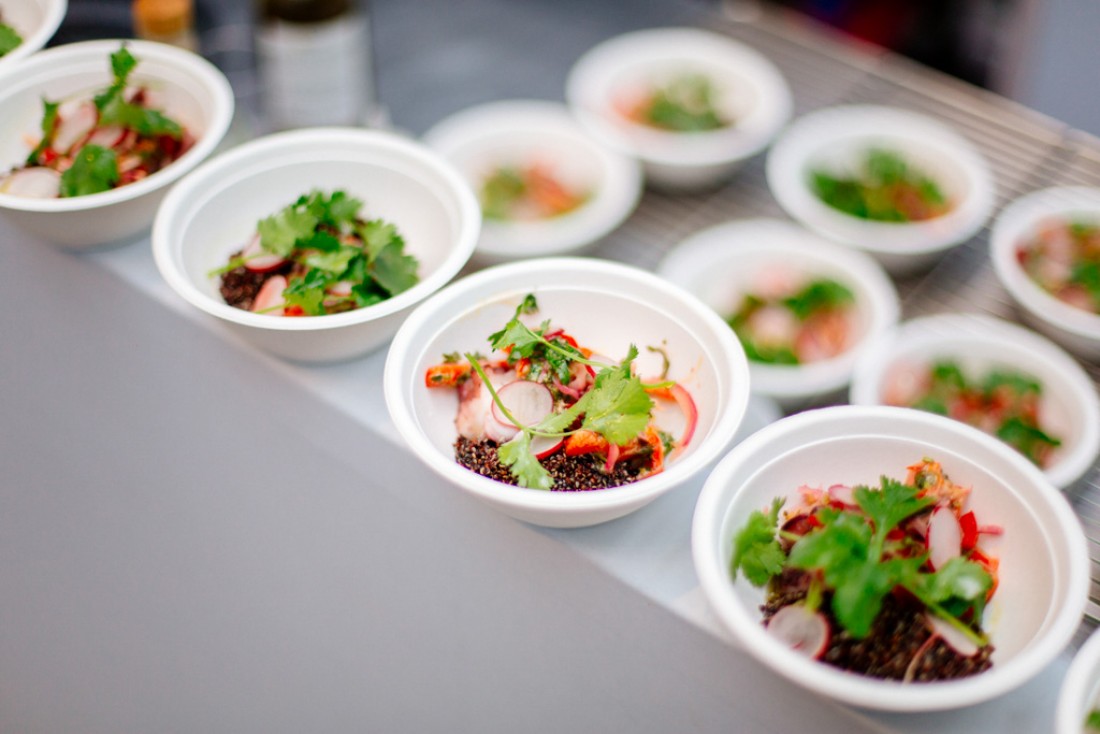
1,0 -> 1089,732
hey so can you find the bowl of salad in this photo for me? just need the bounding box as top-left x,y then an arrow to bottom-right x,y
1057,629 -> 1100,734
990,186 -> 1100,359
422,100 -> 642,262
566,27 -> 792,190
152,127 -> 480,363
0,39 -> 233,249
658,218 -> 899,408
693,405 -> 1089,712
767,105 -> 994,274
0,0 -> 66,69
850,313 -> 1100,489
384,257 -> 751,528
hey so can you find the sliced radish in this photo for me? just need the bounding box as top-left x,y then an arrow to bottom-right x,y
0,167 -> 61,198
925,614 -> 980,658
483,414 -> 519,444
827,484 -> 856,507
766,604 -> 830,659
251,275 -> 288,315
85,125 -> 126,149
491,380 -> 554,428
242,233 -> 288,273
326,280 -> 354,297
604,442 -> 621,474
531,435 -> 563,459
669,383 -> 698,448
53,101 -> 98,154
927,506 -> 962,571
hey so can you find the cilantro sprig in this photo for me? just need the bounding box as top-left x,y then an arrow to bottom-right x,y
731,474 -> 993,645
94,46 -> 182,138
467,295 -> 656,490
0,22 -> 22,57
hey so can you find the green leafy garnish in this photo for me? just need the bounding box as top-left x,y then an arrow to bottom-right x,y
59,145 -> 119,197
810,149 -> 949,222
781,279 -> 854,321
95,46 -> 181,138
26,99 -> 60,165
731,498 -> 786,586
0,22 -> 22,57
1087,709 -> 1100,731
727,278 -> 853,366
638,74 -> 730,132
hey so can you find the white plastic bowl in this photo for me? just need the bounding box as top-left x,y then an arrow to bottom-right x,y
850,313 -> 1100,489
990,186 -> 1100,359
0,0 -> 66,70
658,218 -> 899,407
152,128 -> 480,363
422,100 -> 642,262
384,257 -> 751,528
1057,629 -> 1100,734
767,105 -> 995,274
566,27 -> 792,190
0,39 -> 234,248
693,405 -> 1089,712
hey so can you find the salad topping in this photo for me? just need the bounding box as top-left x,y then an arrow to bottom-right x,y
0,14 -> 21,57
479,162 -> 588,221
615,73 -> 731,132
727,273 -> 854,365
885,360 -> 1061,467
1016,218 -> 1100,315
810,149 -> 951,222
211,189 -> 418,317
425,294 -> 698,491
731,458 -> 999,682
0,45 -> 192,199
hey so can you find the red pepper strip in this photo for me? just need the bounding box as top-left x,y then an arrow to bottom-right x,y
959,511 -> 979,552
284,305 -> 305,317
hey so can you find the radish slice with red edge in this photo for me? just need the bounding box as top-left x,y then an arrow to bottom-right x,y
327,280 -> 354,297
530,435 -> 563,459
484,414 -> 519,444
251,275 -> 288,315
827,484 -> 856,506
85,126 -> 127,149
766,604 -> 830,659
927,506 -> 962,571
242,233 -> 288,273
925,614 -> 980,658
53,101 -> 98,154
0,168 -> 61,198
668,383 -> 698,448
491,380 -> 554,428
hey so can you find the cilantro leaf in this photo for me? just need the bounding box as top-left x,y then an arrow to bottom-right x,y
730,498 -> 786,585
357,219 -> 399,261
59,145 -> 119,197
282,287 -> 325,316
257,205 -> 319,257
304,245 -> 358,275
98,98 -> 182,138
578,354 -> 653,445
26,98 -> 60,165
853,477 -> 933,546
370,240 -> 419,295
0,23 -> 21,57
781,278 -> 854,321
497,432 -> 553,490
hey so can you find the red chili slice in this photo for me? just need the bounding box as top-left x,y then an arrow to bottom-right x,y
959,511 -> 979,551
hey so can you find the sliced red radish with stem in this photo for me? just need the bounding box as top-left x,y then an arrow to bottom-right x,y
530,435 -> 563,459
251,275 -> 288,315
765,604 -> 830,659
925,614 -> 980,658
0,168 -> 61,198
491,380 -> 554,428
327,280 -> 354,297
85,125 -> 127,149
604,443 -> 621,474
927,506 -> 962,571
669,383 -> 698,448
53,101 -> 98,154
483,414 -> 519,444
827,484 -> 856,506
242,233 -> 288,273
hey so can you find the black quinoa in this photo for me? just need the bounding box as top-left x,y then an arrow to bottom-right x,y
454,436 -> 646,491
762,570 -> 993,681
218,249 -> 294,311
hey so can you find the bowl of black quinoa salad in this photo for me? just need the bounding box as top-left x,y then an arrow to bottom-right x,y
383,257 -> 751,528
152,127 -> 480,363
692,405 -> 1089,712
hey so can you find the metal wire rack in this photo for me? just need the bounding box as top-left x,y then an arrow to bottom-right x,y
583,7 -> 1100,633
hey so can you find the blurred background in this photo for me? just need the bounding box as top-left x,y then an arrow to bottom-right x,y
50,0 -> 1100,137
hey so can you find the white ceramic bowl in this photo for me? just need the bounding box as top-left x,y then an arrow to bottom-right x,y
990,186 -> 1100,359
693,405 -> 1089,712
152,128 -> 480,363
850,313 -> 1100,489
422,100 -> 642,262
1057,629 -> 1100,734
566,27 -> 792,190
767,105 -> 995,274
658,218 -> 899,407
0,0 -> 66,70
0,39 -> 234,248
384,257 -> 751,528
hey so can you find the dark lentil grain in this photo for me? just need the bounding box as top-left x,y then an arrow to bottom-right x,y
454,437 -> 644,491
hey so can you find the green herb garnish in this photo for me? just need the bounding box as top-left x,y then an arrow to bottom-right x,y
810,149 -> 949,222
1087,709 -> 1100,731
637,74 -> 730,132
59,145 -> 119,197
727,278 -> 853,366
25,99 -> 60,166
95,46 -> 182,138
0,22 -> 21,57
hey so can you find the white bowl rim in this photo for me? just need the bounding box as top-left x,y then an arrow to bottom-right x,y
0,0 -> 67,67
766,104 -> 995,255
151,126 -> 481,333
1056,628 -> 1100,733
657,217 -> 900,400
692,404 -> 1090,712
990,185 -> 1100,344
849,312 -> 1100,489
0,38 -> 235,213
384,255 -> 751,517
565,26 -> 794,167
421,98 -> 642,258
